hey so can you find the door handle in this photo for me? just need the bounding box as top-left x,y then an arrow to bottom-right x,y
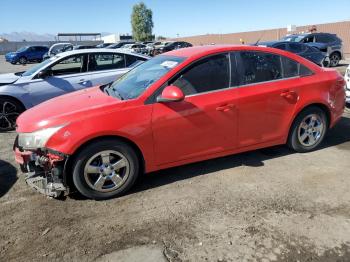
78,79 -> 87,84
280,90 -> 298,102
216,104 -> 235,112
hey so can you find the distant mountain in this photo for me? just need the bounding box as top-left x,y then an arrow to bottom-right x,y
0,31 -> 112,42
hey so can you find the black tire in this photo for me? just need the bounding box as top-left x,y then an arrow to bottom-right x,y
0,97 -> 24,132
329,52 -> 340,67
10,61 -> 17,65
19,56 -> 27,65
288,107 -> 328,153
72,139 -> 140,200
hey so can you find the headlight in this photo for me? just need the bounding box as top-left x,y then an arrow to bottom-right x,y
18,125 -> 66,149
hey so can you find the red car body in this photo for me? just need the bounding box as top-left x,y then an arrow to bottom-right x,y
14,45 -> 345,198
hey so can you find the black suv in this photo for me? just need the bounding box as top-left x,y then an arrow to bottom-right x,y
281,33 -> 343,67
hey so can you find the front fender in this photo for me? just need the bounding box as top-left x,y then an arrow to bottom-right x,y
0,85 -> 31,109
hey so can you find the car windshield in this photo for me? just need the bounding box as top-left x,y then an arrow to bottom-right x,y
282,35 -> 305,42
17,46 -> 28,52
105,55 -> 185,100
21,57 -> 56,76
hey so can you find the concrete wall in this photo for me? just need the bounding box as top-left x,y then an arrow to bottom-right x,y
174,21 -> 350,56
0,40 -> 103,54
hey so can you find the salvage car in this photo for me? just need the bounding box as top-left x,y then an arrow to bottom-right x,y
153,41 -> 192,55
121,43 -> 148,54
0,49 -> 149,131
14,45 -> 345,200
5,45 -> 49,64
259,41 -> 330,67
345,64 -> 350,106
281,33 -> 343,67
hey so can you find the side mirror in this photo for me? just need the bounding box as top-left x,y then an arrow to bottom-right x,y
37,69 -> 51,79
157,85 -> 184,103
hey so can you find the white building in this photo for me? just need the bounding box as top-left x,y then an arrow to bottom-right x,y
101,34 -> 133,43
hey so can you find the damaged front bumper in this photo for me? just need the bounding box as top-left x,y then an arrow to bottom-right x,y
14,141 -> 69,198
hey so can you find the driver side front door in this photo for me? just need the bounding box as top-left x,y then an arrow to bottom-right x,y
151,53 -> 239,166
22,54 -> 92,106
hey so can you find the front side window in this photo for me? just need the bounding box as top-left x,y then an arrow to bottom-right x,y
238,51 -> 283,85
106,55 -> 185,100
88,53 -> 125,71
49,54 -> 86,76
171,53 -> 230,96
302,35 -> 315,43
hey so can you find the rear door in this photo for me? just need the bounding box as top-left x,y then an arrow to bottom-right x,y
235,51 -> 304,147
152,53 -> 239,165
87,53 -> 147,87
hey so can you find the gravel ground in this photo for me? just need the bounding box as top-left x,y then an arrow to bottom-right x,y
0,57 -> 350,262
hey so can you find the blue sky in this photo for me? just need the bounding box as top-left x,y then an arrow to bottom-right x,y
0,0 -> 349,37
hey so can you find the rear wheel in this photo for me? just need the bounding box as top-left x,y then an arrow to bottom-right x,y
0,97 -> 24,131
72,139 -> 140,200
19,56 -> 27,65
329,52 -> 340,67
288,107 -> 328,153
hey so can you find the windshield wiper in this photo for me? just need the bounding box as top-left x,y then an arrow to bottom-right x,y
111,87 -> 124,100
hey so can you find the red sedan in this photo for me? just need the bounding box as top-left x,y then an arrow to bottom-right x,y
14,45 -> 345,199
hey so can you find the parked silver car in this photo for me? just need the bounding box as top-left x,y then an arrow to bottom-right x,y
0,49 -> 149,131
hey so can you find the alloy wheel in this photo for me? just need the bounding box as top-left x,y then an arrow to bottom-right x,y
83,150 -> 130,192
0,101 -> 20,131
297,114 -> 325,147
330,54 -> 340,67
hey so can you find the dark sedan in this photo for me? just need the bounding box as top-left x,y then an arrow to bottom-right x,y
259,41 -> 330,67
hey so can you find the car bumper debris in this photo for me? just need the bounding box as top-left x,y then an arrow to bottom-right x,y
14,139 -> 69,198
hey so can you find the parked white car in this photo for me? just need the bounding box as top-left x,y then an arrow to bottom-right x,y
43,43 -> 74,60
345,64 -> 350,105
0,49 -> 149,131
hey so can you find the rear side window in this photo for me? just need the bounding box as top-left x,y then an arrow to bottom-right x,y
171,53 -> 230,96
88,53 -> 126,71
282,57 -> 313,78
238,51 -> 283,85
315,34 -> 334,43
125,54 -> 147,67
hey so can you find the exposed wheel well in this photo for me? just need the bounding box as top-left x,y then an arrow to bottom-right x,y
64,135 -> 145,189
0,95 -> 26,111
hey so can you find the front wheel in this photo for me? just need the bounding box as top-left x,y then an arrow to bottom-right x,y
288,107 -> 328,153
72,139 -> 140,200
0,97 -> 24,131
19,56 -> 27,65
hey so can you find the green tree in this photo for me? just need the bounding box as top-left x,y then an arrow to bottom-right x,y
131,2 -> 154,41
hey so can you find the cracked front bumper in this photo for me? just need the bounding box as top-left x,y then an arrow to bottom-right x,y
14,146 -> 68,198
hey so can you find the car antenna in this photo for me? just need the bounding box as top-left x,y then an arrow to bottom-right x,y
254,31 -> 265,46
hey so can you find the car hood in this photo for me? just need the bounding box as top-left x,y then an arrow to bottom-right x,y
0,73 -> 21,84
16,86 -> 124,133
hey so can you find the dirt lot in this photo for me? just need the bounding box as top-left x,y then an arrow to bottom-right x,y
1,58 -> 350,262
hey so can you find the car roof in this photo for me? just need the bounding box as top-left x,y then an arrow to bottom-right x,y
259,41 -> 305,46
55,48 -> 150,59
164,45 -> 285,58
